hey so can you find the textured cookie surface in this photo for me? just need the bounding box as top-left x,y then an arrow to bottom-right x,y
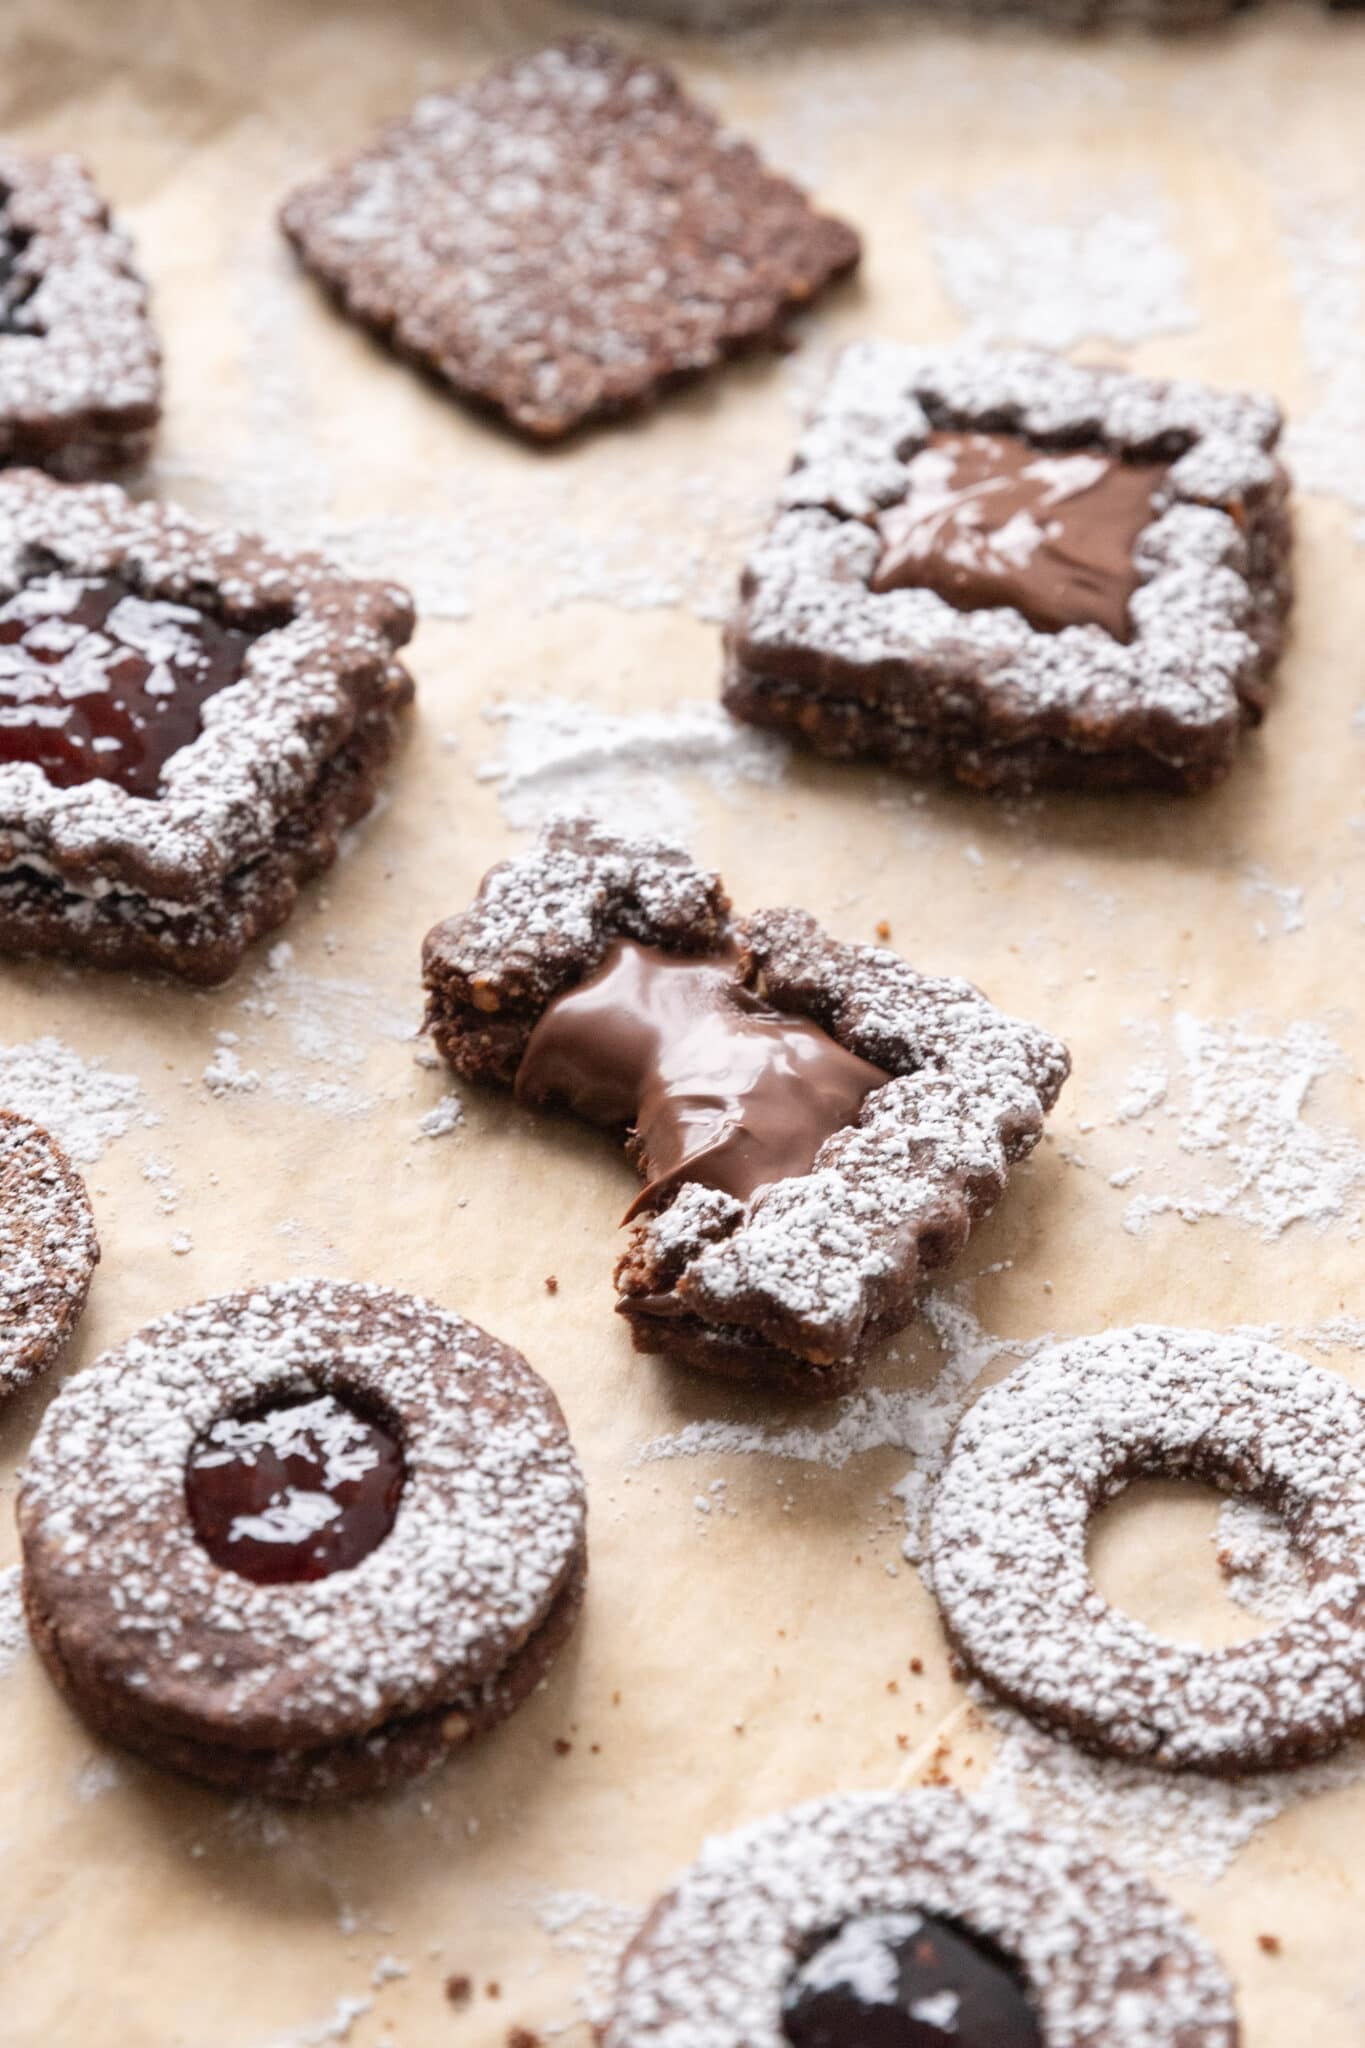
605,1787 -> 1240,2048
19,1280 -> 587,1798
279,39 -> 860,440
0,470 -> 415,981
725,342 -> 1292,794
932,1326 -> 1365,1772
424,818 -> 1068,1393
0,1108 -> 98,1397
0,148 -> 161,476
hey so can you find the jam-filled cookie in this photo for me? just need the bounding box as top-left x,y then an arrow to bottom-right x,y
279,40 -> 859,442
0,1108 -> 98,1398
0,470 -> 415,983
932,1326 -> 1365,1773
725,342 -> 1292,794
0,148 -> 161,478
19,1280 -> 587,1801
422,818 -> 1068,1398
604,1788 -> 1239,2047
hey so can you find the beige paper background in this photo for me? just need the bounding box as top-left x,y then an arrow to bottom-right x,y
3,1 -> 1365,2041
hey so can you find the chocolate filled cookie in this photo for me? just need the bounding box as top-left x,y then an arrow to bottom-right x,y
0,1108 -> 98,1397
932,1327 -> 1365,1773
0,470 -> 415,983
279,40 -> 860,442
0,148 -> 161,478
604,1788 -> 1239,2047
19,1281 -> 587,1801
422,819 -> 1068,1397
725,342 -> 1292,794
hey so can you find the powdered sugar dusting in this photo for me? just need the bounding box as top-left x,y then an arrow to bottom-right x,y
978,1688 -> 1365,1886
0,1565 -> 25,1677
20,1281 -> 586,1747
478,699 -> 789,839
0,1035 -> 145,1163
932,1327 -> 1365,1773
922,180 -> 1196,351
1113,1013 -> 1365,1240
603,1789 -> 1237,2047
531,1889 -> 647,2031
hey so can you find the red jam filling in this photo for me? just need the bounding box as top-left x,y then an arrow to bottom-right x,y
185,1391 -> 405,1584
0,571 -> 257,797
781,1911 -> 1043,2048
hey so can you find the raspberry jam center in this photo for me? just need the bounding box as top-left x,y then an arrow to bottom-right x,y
0,571 -> 256,797
185,1392 -> 405,1585
781,1911 -> 1042,2048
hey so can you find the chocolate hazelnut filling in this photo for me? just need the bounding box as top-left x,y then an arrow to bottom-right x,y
515,938 -> 888,1221
781,1909 -> 1043,2048
185,1391 -> 405,1585
870,430 -> 1170,643
0,571 -> 258,796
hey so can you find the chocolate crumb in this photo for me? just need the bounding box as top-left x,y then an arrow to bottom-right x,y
444,1975 -> 472,2006
875,919 -> 892,941
1257,1933 -> 1282,1955
544,1275 -> 559,1295
553,1738 -> 572,1756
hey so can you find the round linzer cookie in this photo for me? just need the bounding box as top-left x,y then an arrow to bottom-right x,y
604,1788 -> 1239,2048
931,1326 -> 1365,1774
0,1108 -> 98,1398
18,1280 -> 587,1801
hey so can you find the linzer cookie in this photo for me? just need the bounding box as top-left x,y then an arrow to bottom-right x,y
0,470 -> 415,984
422,819 -> 1068,1397
0,149 -> 161,477
932,1327 -> 1365,1774
18,1281 -> 587,1801
278,39 -> 860,441
604,1788 -> 1239,2048
0,1108 -> 98,1398
725,342 -> 1293,794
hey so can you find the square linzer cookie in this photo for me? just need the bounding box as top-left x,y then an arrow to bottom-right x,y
0,149 -> 161,478
278,39 -> 861,442
724,343 -> 1293,794
0,470 -> 414,985
422,819 -> 1068,1398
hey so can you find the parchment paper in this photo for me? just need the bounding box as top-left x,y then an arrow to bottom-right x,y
3,3 -> 1365,2042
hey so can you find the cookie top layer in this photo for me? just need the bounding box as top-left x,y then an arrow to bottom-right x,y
424,819 -> 1068,1365
604,1788 -> 1239,2048
0,1108 -> 99,1397
0,471 -> 415,902
731,341 -> 1286,759
0,149 -> 161,458
932,1326 -> 1365,1773
19,1280 -> 586,1750
279,38 -> 860,441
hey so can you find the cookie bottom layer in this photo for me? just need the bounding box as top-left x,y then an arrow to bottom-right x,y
25,1540 -> 587,1803
0,670 -> 412,985
722,664 -> 1235,794
617,1295 -> 870,1398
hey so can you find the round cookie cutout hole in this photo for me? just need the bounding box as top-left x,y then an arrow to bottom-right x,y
781,1910 -> 1043,2048
1086,1475 -> 1307,1650
185,1388 -> 405,1584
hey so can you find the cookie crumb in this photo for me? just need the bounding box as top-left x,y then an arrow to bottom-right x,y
1257,1933 -> 1282,1955
508,2030 -> 540,2048
553,1738 -> 572,1756
875,919 -> 892,941
444,1975 -> 472,2006
544,1274 -> 559,1294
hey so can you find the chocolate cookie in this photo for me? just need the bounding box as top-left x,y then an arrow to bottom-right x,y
0,148 -> 161,478
279,39 -> 860,442
0,469 -> 415,984
604,1788 -> 1239,2048
0,1108 -> 98,1398
422,819 -> 1068,1398
931,1327 -> 1365,1774
19,1280 -> 587,1801
598,0 -> 1244,27
724,343 -> 1293,794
